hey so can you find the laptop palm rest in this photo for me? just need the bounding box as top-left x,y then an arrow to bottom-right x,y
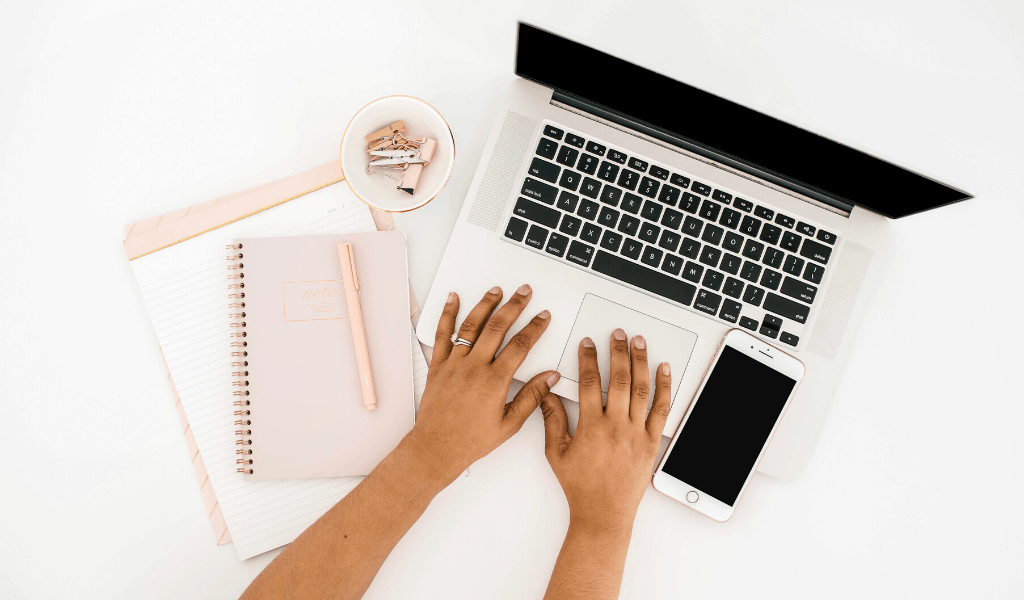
556,294 -> 698,408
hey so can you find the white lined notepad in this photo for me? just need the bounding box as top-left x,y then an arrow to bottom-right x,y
131,187 -> 428,559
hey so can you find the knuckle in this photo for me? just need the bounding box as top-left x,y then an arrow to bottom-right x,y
510,333 -> 532,350
633,384 -> 650,401
458,319 -> 478,334
653,403 -> 671,419
484,318 -> 506,334
612,372 -> 632,389
579,372 -> 601,387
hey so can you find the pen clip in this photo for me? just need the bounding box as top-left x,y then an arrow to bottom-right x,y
344,244 -> 360,290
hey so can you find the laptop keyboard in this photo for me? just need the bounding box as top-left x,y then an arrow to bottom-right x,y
500,121 -> 840,348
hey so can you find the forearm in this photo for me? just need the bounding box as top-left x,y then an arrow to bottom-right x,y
241,435 -> 451,600
543,519 -> 634,600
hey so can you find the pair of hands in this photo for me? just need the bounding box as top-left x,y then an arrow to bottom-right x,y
407,284 -> 672,530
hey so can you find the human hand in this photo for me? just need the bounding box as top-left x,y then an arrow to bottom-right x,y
407,284 -> 559,486
540,330 -> 671,533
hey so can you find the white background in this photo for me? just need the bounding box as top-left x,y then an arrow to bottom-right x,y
2,1 -> 1022,598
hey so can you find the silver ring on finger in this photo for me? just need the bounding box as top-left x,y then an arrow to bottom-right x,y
451,334 -> 474,349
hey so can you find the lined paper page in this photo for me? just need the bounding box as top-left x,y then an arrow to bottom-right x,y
131,185 -> 428,559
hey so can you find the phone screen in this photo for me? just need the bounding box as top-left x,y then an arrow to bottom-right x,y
661,346 -> 797,506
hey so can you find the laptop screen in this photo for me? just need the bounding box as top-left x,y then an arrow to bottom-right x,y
514,23 -> 970,219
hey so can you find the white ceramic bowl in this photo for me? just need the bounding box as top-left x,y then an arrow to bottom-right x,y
339,96 -> 455,213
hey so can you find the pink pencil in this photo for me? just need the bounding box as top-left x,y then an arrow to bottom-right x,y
338,243 -> 377,411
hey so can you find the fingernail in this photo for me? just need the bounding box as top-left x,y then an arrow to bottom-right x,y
661,362 -> 671,376
612,328 -> 625,341
488,286 -> 501,295
446,292 -> 455,304
546,371 -> 560,387
538,309 -> 550,319
633,335 -> 646,349
581,337 -> 594,348
517,283 -> 532,295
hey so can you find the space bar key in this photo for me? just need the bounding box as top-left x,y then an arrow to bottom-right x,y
591,251 -> 696,307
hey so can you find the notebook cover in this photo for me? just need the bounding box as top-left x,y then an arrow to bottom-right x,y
236,232 -> 415,480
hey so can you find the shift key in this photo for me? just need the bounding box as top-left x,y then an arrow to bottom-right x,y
513,197 -> 561,228
763,292 -> 810,324
528,157 -> 561,183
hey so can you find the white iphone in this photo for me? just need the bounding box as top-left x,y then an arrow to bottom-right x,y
652,328 -> 805,522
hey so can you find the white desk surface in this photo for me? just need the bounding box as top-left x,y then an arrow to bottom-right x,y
1,1 -> 1022,598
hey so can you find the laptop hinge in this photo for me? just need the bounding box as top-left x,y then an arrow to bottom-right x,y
550,91 -> 854,218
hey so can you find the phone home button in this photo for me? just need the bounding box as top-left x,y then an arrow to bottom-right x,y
686,491 -> 699,503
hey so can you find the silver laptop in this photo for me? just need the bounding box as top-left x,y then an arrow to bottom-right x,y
415,23 -> 971,479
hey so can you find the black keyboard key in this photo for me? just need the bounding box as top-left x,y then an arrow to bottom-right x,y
557,191 -> 579,213
559,169 -> 582,191
759,223 -> 782,245
783,254 -> 804,276
577,199 -> 599,221
733,197 -> 753,212
543,125 -> 563,140
661,253 -> 683,275
699,200 -> 721,221
780,231 -> 801,252
607,149 -> 627,164
618,214 -> 640,236
702,269 -> 724,291
764,293 -> 810,324
567,240 -> 595,266
722,232 -> 744,254
649,165 -> 669,180
600,230 -> 623,252
580,223 -> 602,245
720,253 -> 742,275
803,262 -> 825,284
639,176 -> 660,199
580,177 -> 602,199
556,145 -> 579,168
559,214 -> 582,237
693,289 -> 722,316
680,237 -> 701,259
760,269 -> 782,291
586,141 -> 606,156
681,192 -> 701,214
760,314 -> 781,339
577,154 -> 599,175
599,185 -> 622,206
701,224 -> 724,246
565,133 -> 585,148
529,157 -> 560,183
740,260 -> 762,283
641,200 -> 663,222
691,181 -> 711,196
762,247 -> 785,269
592,251 -> 696,306
658,184 -> 681,206
521,177 -> 558,204
628,157 -> 648,172
719,208 -> 741,230
659,230 -> 681,252
670,173 -> 690,188
682,216 -> 703,238
740,215 -> 761,237
638,222 -> 661,244
598,206 -> 619,228
620,238 -> 643,259
536,138 -> 558,160
621,193 -> 643,214
754,205 -> 774,220
743,285 -> 765,307
800,239 -> 833,265
546,233 -> 569,257
742,239 -> 765,261
661,208 -> 683,230
682,261 -> 704,283
719,299 -> 742,323
723,277 -> 744,299
504,217 -> 528,241
780,332 -> 799,347
597,161 -> 620,183
699,245 -> 722,268
641,246 -> 663,268
775,214 -> 795,229
796,221 -> 816,236
525,224 -> 548,249
817,229 -> 837,245
740,316 -> 759,331
712,189 -> 732,204
513,197 -> 561,228
617,169 -> 640,191
781,276 -> 817,304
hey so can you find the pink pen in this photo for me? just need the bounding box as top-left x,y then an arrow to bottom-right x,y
338,243 -> 377,411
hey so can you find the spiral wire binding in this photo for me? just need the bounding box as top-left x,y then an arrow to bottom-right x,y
227,244 -> 254,474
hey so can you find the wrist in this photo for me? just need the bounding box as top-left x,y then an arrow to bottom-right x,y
397,430 -> 464,490
567,511 -> 635,542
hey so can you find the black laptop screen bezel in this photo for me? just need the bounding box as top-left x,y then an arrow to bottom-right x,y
514,22 -> 970,219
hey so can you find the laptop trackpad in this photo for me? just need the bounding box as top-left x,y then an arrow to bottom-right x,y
557,294 -> 698,403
